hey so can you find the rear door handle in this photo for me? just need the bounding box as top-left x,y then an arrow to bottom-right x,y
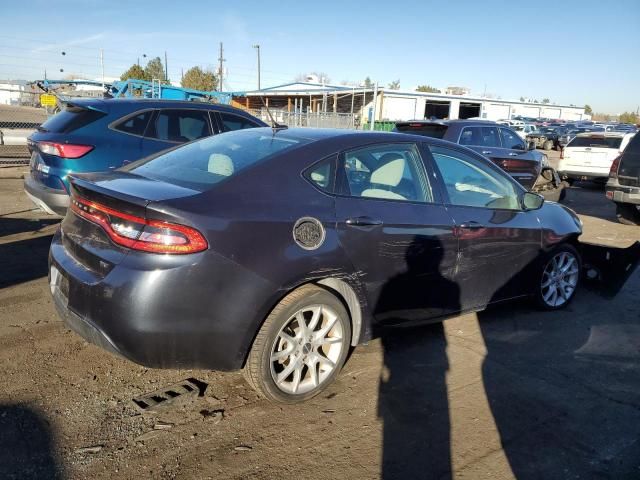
345,216 -> 383,227
459,221 -> 484,229
482,150 -> 492,155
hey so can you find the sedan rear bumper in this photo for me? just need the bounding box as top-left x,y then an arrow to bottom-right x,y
49,229 -> 280,371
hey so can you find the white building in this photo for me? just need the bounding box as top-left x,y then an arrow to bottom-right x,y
0,82 -> 25,105
238,82 -> 589,122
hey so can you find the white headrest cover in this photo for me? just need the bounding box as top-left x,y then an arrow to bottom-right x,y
370,158 -> 404,187
208,154 -> 234,177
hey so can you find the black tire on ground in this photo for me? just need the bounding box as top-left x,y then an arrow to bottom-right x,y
543,140 -> 553,151
534,243 -> 582,311
559,188 -> 567,202
243,284 -> 351,403
615,202 -> 640,226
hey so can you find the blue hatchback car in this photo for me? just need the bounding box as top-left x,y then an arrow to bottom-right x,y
24,98 -> 267,215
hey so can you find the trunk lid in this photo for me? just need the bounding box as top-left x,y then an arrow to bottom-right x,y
61,172 -> 201,275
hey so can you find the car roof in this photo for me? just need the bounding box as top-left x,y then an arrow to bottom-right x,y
237,126 -> 459,148
66,97 -> 254,115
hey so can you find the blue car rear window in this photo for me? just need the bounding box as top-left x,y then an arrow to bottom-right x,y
126,128 -> 311,191
40,104 -> 106,133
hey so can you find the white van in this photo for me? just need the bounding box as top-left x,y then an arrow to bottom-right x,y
558,132 -> 635,182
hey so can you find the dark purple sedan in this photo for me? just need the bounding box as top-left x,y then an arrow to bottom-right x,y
49,127 -> 639,403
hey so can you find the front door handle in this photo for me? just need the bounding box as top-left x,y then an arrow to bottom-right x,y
345,216 -> 383,227
459,221 -> 484,229
482,150 -> 492,155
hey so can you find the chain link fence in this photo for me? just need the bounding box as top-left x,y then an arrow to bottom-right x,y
0,88 -> 49,164
246,108 -> 360,130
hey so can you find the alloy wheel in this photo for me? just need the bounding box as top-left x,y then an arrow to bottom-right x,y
540,251 -> 579,307
269,304 -> 344,395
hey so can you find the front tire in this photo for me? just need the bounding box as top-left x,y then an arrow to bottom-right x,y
244,284 -> 351,403
535,245 -> 581,310
543,140 -> 553,151
615,202 -> 640,226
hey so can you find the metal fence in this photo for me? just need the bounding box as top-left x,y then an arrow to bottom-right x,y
246,108 -> 359,130
0,88 -> 48,164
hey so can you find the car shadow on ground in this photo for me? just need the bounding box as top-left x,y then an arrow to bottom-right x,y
376,236 -> 640,478
0,404 -> 63,479
0,217 -> 58,289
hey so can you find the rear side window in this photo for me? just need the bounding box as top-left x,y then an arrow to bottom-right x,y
219,112 -> 260,132
148,110 -> 211,142
113,110 -> 152,136
40,104 -> 106,133
306,157 -> 335,193
459,126 -> 500,147
339,143 -> 432,203
126,129 -> 309,191
567,136 -> 623,149
394,123 -> 448,139
499,128 -> 525,149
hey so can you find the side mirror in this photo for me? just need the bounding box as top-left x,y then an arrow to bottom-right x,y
522,191 -> 544,210
512,143 -> 525,150
527,141 -> 536,151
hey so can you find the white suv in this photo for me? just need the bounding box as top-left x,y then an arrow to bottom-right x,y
558,132 -> 635,183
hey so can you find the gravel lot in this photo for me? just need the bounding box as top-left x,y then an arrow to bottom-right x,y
1,153 -> 639,479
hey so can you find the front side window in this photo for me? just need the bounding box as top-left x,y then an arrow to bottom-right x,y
340,144 -> 432,202
150,110 -> 211,142
500,128 -> 525,149
219,112 -> 260,132
459,126 -> 500,147
430,146 -> 521,210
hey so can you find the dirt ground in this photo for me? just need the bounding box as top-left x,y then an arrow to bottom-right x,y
1,153 -> 639,479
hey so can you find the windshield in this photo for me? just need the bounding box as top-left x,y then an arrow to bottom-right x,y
567,136 -> 623,149
125,129 -> 311,191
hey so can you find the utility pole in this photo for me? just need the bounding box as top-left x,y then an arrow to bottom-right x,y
164,51 -> 168,82
100,49 -> 105,90
252,44 -> 261,90
218,42 -> 225,92
370,82 -> 378,131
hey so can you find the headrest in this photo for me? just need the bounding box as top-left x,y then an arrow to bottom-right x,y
370,156 -> 405,187
208,154 -> 234,177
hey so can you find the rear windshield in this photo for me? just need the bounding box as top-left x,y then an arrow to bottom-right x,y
126,128 -> 310,191
394,123 -> 448,139
39,104 -> 106,133
567,136 -> 623,149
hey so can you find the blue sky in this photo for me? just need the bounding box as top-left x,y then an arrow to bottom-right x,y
1,0 -> 638,113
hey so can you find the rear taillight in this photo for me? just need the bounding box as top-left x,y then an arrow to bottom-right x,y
609,155 -> 621,178
38,141 -> 93,158
500,159 -> 531,169
70,196 -> 207,254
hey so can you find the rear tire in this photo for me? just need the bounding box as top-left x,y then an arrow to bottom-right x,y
535,244 -> 581,310
616,203 -> 640,226
243,284 -> 351,403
